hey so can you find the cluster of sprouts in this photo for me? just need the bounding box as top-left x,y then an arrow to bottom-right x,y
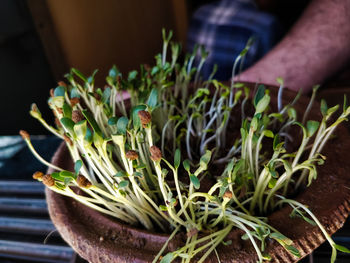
21,30 -> 350,262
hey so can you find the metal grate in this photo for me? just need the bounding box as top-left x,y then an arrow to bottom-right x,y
0,180 -> 79,263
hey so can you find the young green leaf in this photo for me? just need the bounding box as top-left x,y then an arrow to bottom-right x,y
240,127 -> 247,141
92,131 -> 104,148
108,116 -> 118,126
270,232 -> 293,245
233,159 -> 244,175
115,171 -> 126,178
118,180 -> 129,188
302,215 -> 317,226
109,65 -> 120,78
82,110 -> 103,137
254,85 -> 265,106
285,245 -> 301,258
290,208 -> 316,226
334,244 -> 350,253
151,66 -> 159,76
250,117 -> 258,131
135,163 -> 146,170
306,120 -> 319,137
59,171 -> 75,179
222,240 -> 232,246
51,172 -> 65,182
87,69 -> 98,84
118,189 -> 126,197
276,77 -> 284,86
60,118 -> 75,136
162,169 -> 169,176
234,90 -> 242,104
106,76 -> 114,87
225,160 -> 235,176
54,86 -> 65,97
160,252 -> 173,263
112,134 -> 125,146
128,70 -> 138,82
262,253 -> 272,261
70,87 -> 80,98
52,96 -> 65,108
159,205 -> 168,211
74,120 -> 87,140
200,150 -> 212,169
147,88 -> 158,108
255,94 -> 270,114
183,159 -> 191,172
133,172 -> 143,178
326,105 -> 339,118
269,113 -> 284,122
219,185 -> 228,197
287,108 -> 297,120
241,233 -> 250,241
273,134 -> 280,150
233,82 -> 244,88
74,160 -> 83,175
116,116 -> 129,135
55,181 -> 66,190
30,103 -> 42,119
190,175 -> 200,189
320,99 -> 328,116
264,130 -> 274,138
102,87 -> 111,104
132,105 -> 146,130
64,177 -> 73,185
174,149 -> 181,169
268,178 -> 277,188
85,127 -> 93,144
63,103 -> 72,118
71,68 -> 87,82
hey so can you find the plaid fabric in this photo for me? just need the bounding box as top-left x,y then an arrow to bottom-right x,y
187,0 -> 283,80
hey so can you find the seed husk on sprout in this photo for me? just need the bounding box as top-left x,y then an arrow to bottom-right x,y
72,110 -> 84,123
125,150 -> 139,161
19,130 -> 30,140
70,98 -> 80,107
33,171 -> 44,180
223,190 -> 233,199
63,134 -> 73,146
58,81 -> 67,87
42,174 -> 55,187
76,175 -> 92,188
138,110 -> 151,128
150,146 -> 162,162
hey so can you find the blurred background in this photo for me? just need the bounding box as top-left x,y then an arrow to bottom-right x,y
0,0 -> 349,262
1,0 -> 189,135
2,0 -> 311,135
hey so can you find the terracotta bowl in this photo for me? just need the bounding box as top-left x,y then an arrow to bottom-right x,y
46,86 -> 350,262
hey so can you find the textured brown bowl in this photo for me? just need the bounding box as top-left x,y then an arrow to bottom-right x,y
46,86 -> 350,263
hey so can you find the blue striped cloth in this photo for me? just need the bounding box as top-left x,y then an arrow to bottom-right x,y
187,0 -> 283,80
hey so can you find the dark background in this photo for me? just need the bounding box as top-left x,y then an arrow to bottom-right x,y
0,0 -> 55,135
0,0 -> 310,136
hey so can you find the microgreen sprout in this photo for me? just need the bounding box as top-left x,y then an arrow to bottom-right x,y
21,30 -> 350,262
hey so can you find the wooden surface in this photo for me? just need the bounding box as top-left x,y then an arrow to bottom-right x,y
28,0 -> 188,84
26,0 -> 68,81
